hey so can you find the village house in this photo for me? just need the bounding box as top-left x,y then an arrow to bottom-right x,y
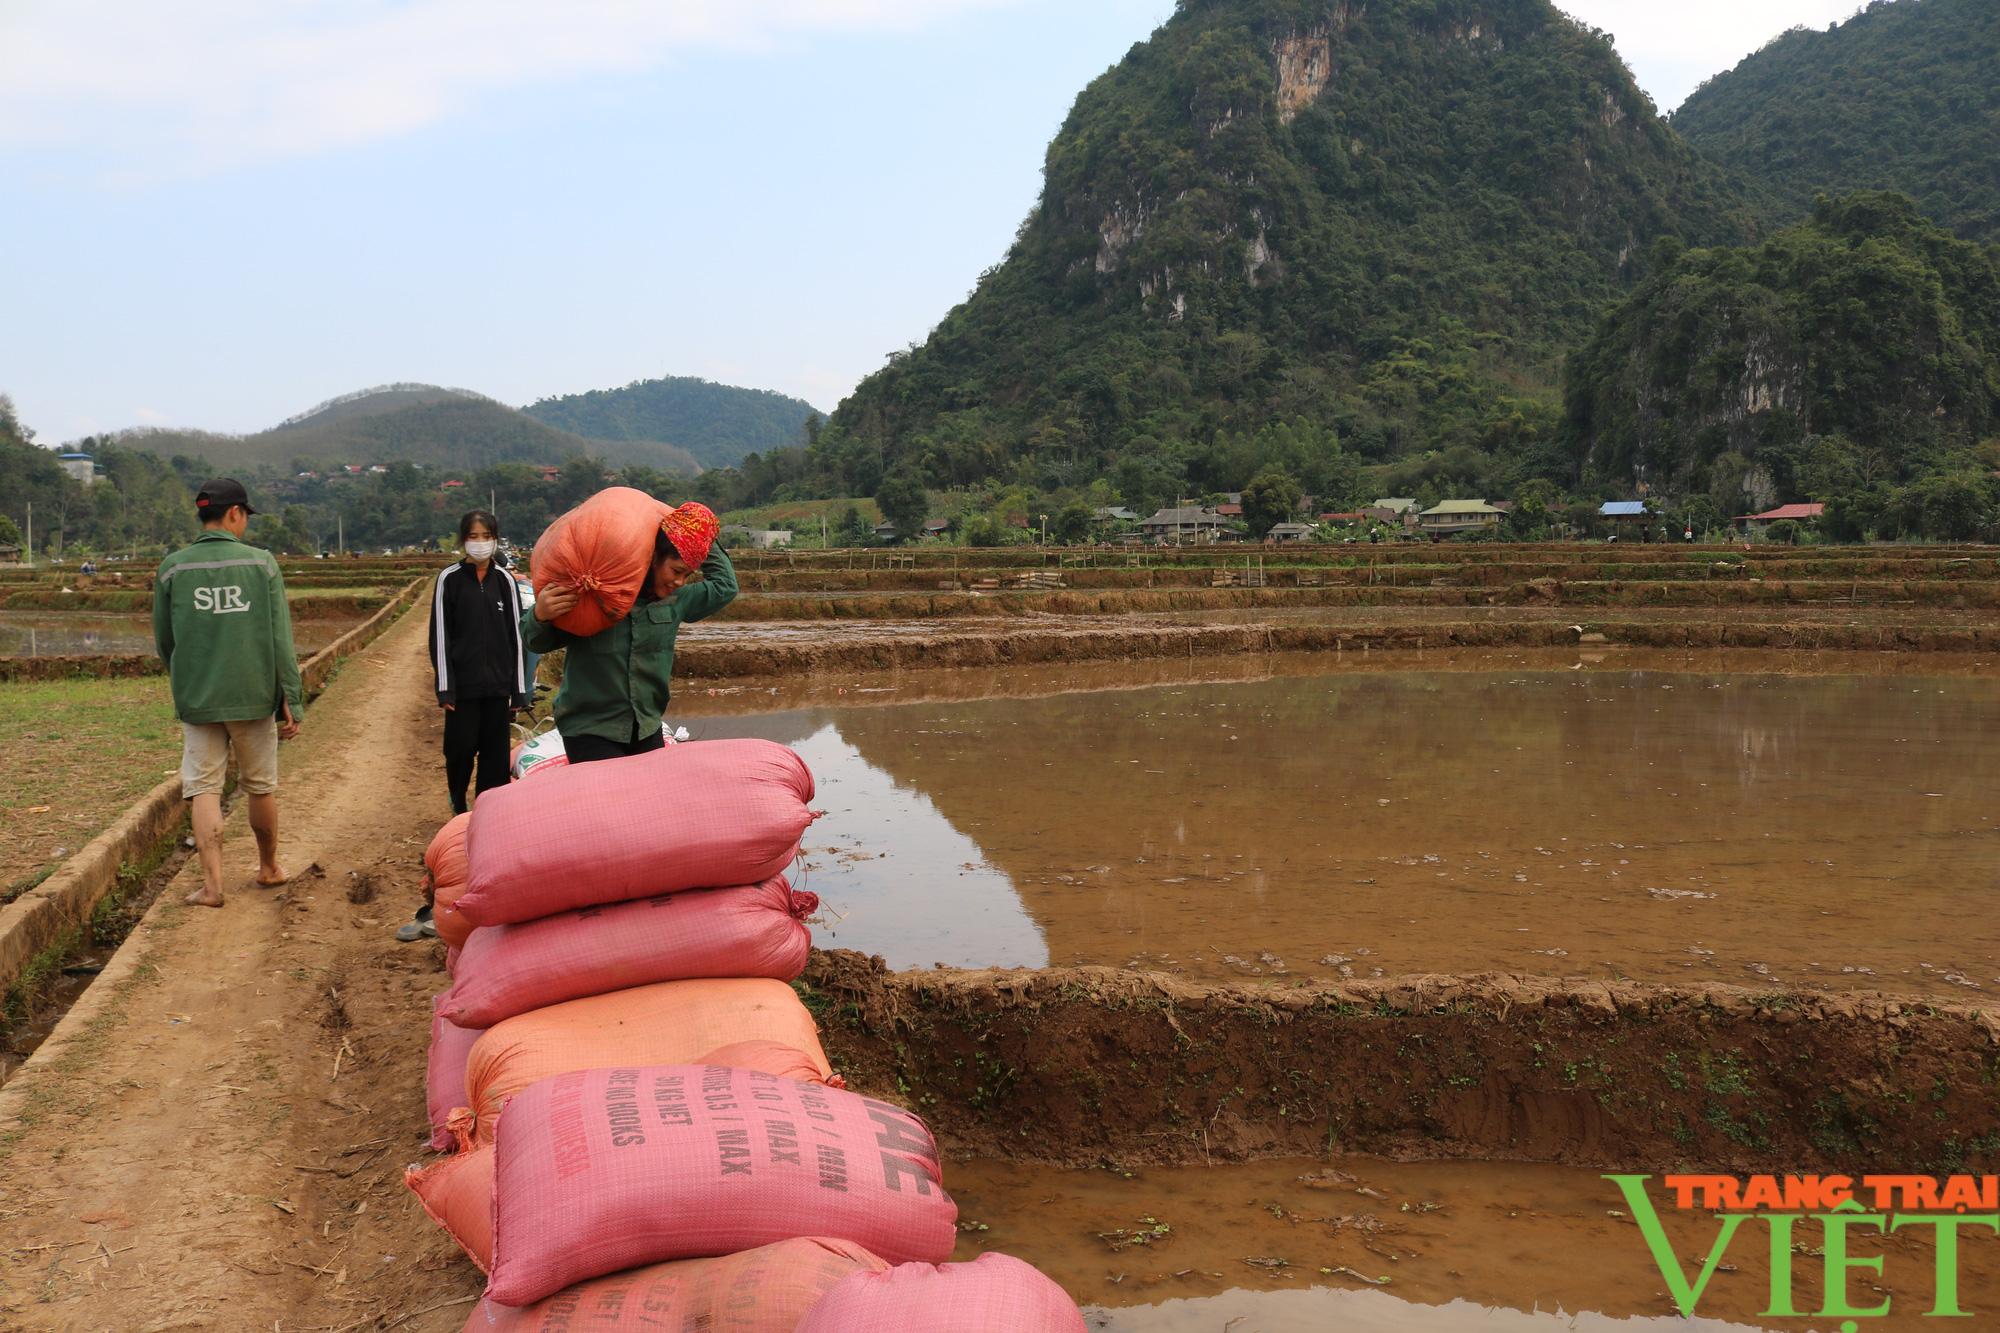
1140,506 -> 1230,544
1735,502 -> 1825,535
722,525 -> 795,550
1266,522 -> 1316,543
1599,500 -> 1652,531
1418,499 -> 1505,538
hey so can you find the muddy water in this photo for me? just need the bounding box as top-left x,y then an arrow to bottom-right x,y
947,1156 -> 2000,1331
683,669 -> 2000,997
0,611 -> 348,656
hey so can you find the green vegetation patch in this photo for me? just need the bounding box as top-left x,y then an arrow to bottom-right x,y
0,677 -> 178,896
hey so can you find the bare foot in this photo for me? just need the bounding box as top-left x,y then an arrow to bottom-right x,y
255,865 -> 289,887
184,884 -> 225,908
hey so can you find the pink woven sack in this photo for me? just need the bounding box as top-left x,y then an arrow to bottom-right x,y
406,1144 -> 495,1271
462,979 -> 829,1144
485,1066 -> 956,1307
439,878 -> 816,1029
462,1237 -> 888,1332
426,997 -> 486,1152
459,741 -> 816,926
794,1253 -> 1088,1332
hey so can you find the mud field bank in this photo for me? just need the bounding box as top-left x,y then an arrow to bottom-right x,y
675,616 -> 2000,679
802,950 -> 2000,1176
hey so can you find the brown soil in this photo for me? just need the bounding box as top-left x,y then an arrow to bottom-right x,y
673,614 -> 2000,680
0,605 -> 477,1331
734,543 -> 1988,573
737,556 -> 2000,594
801,950 -> 2000,1176
710,579 -> 2000,623
0,590 -> 394,619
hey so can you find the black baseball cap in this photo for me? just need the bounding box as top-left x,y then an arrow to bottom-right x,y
195,477 -> 256,515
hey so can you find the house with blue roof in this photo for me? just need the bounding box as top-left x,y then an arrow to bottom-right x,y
1598,500 -> 1651,532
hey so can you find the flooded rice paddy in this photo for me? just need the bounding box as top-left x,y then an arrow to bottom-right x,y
681,664 -> 1999,999
0,611 -> 349,656
948,1155 -> 1998,1331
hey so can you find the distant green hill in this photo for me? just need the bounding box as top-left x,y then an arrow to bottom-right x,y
1563,193 -> 2000,520
523,376 -> 820,470
120,385 -> 700,477
1673,0 -> 2000,244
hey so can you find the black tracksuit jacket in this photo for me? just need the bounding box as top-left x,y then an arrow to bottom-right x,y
428,561 -> 529,708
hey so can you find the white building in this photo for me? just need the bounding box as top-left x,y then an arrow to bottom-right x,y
59,452 -> 96,485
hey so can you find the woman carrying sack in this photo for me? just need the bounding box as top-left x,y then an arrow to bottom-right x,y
430,510 -> 530,812
524,502 -> 734,764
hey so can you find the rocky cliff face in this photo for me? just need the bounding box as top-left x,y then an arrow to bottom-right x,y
1564,193 -> 2000,495
827,0 -> 1752,485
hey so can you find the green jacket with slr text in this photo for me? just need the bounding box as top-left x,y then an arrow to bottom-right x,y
152,529 -> 305,724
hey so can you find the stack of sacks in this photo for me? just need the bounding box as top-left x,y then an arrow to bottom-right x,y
408,741 -> 829,1256
422,815 -> 479,1151
411,736 -> 1089,1328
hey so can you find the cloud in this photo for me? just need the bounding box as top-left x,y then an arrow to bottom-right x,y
1554,0 -> 1861,109
0,0 -> 1024,177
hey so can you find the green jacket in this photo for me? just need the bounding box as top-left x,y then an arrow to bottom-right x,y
521,546 -> 736,743
152,530 -> 305,724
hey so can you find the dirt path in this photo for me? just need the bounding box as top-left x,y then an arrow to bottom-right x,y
0,606 -> 480,1332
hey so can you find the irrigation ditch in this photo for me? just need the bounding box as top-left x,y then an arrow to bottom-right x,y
0,577 -> 427,1084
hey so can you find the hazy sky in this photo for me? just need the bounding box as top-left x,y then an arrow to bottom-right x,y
0,0 -> 1863,443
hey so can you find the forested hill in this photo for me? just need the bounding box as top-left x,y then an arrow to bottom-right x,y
523,376 -> 821,470
119,386 -> 701,477
1563,193 -> 2000,535
795,0 -> 1751,507
1672,0 -> 1999,245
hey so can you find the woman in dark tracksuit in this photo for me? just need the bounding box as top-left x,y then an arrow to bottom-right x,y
522,503 -> 733,764
430,510 -> 529,812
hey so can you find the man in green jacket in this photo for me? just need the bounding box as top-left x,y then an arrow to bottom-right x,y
522,502 -> 734,763
153,479 -> 304,907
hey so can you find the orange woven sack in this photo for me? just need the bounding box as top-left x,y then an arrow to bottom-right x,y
406,1144 -> 495,1272
461,978 -> 829,1144
530,486 -> 672,637
424,814 -> 475,950
698,1039 -> 845,1089
462,1237 -> 887,1332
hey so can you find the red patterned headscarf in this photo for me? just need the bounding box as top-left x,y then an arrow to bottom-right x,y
661,502 -> 720,567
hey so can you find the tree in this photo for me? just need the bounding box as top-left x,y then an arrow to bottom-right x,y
0,515 -> 19,547
1895,471 -> 1996,541
1240,466 -> 1302,537
834,504 -> 871,547
874,469 -> 928,542
962,515 -> 1005,547
1506,478 -> 1566,538
1051,500 -> 1093,544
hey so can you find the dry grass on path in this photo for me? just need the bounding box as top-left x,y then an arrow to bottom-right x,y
0,677 -> 178,899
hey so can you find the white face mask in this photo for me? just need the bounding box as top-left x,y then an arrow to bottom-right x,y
464,539 -> 497,561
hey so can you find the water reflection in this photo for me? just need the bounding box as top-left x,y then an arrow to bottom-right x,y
684,669 -> 2000,997
947,1155 -> 1971,1332
682,713 -> 1045,970
0,612 -> 344,657
1086,1290 -> 1763,1331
